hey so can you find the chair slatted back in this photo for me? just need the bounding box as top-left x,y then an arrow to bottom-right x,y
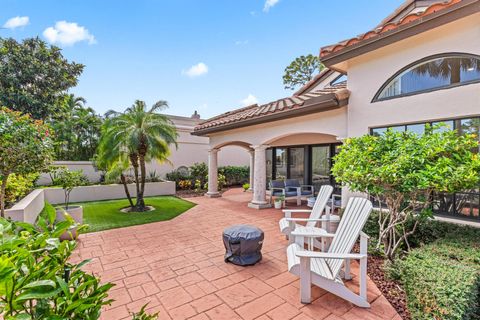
326,197 -> 372,277
306,185 -> 333,228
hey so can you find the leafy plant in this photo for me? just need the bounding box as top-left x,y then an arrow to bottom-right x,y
194,179 -> 203,193
332,124 -> 480,260
242,183 -> 250,192
55,168 -> 87,209
218,166 -> 249,186
0,173 -> 38,208
0,209 -> 159,319
189,163 -> 208,186
0,108 -> 54,217
147,170 -> 161,182
130,304 -> 159,320
178,180 -> 192,190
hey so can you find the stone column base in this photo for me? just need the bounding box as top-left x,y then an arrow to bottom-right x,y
248,202 -> 272,209
205,192 -> 221,198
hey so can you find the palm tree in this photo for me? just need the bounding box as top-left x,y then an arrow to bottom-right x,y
97,100 -> 178,212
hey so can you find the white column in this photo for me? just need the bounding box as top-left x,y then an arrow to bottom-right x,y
248,145 -> 271,209
248,149 -> 254,192
206,148 -> 220,198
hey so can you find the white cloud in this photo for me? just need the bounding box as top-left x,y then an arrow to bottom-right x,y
3,16 -> 29,29
182,62 -> 208,78
235,40 -> 249,46
241,94 -> 258,106
263,0 -> 279,12
43,21 -> 96,46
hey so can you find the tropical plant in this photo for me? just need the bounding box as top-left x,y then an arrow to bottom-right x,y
52,94 -> 103,161
0,37 -> 84,120
97,100 -> 178,212
189,162 -> 208,186
131,304 -> 159,320
332,124 -> 480,260
178,180 -> 192,190
0,108 -> 54,217
0,207 -> 157,319
283,54 -> 324,90
55,168 -> 87,209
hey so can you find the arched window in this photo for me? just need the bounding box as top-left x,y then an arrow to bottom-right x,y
373,53 -> 480,102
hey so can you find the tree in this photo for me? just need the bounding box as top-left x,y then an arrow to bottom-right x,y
331,125 -> 480,260
283,54 -> 324,90
52,94 -> 102,160
97,100 -> 178,212
0,37 -> 84,120
0,107 -> 54,217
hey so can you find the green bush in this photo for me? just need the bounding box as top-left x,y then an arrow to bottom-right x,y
388,225 -> 480,320
218,166 -> 249,186
1,173 -> 38,208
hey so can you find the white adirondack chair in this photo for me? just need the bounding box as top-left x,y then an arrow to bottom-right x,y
286,197 -> 373,307
278,185 -> 333,243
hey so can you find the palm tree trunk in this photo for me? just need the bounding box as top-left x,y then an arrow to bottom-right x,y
129,153 -> 141,210
450,60 -> 461,84
0,173 -> 9,218
137,153 -> 147,211
120,174 -> 134,208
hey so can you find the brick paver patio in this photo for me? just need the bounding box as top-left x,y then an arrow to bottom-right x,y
73,188 -> 401,320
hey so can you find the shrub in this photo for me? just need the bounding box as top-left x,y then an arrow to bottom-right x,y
242,183 -> 250,192
55,168 -> 88,209
0,173 -> 38,208
218,166 -> 249,186
333,125 -> 480,260
189,162 -> 208,185
389,227 -> 480,320
178,180 -> 192,190
166,170 -> 191,187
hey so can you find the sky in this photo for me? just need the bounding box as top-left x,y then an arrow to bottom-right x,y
1,0 -> 405,119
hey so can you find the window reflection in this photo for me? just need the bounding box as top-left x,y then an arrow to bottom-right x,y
376,54 -> 480,100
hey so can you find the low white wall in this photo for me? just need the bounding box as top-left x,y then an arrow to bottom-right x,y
5,189 -> 45,224
4,181 -> 176,223
44,181 -> 176,204
37,161 -> 102,186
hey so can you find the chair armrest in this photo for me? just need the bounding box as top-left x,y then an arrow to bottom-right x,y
301,185 -> 314,190
282,209 -> 312,214
296,251 -> 367,260
291,229 -> 335,238
285,217 -> 332,222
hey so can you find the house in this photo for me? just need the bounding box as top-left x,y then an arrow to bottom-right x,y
37,112 -> 249,185
192,0 -> 480,221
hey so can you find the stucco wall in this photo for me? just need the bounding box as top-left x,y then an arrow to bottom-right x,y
4,181 -> 176,223
44,181 -> 175,204
346,13 -> 480,137
37,114 -> 249,185
5,189 -> 45,224
207,108 -> 348,149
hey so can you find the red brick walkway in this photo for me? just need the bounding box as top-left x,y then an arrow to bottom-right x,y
73,188 -> 401,320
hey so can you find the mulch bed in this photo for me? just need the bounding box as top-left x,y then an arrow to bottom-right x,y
367,255 -> 411,320
175,188 -> 233,199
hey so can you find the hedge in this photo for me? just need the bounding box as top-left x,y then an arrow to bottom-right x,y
387,222 -> 480,320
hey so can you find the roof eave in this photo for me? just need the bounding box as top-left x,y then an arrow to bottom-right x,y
192,93 -> 348,136
321,0 -> 480,69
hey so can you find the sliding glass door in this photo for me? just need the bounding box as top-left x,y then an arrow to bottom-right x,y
311,146 -> 331,192
267,143 -> 340,193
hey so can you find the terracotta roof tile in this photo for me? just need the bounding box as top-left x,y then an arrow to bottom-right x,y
320,0 -> 462,59
193,82 -> 348,134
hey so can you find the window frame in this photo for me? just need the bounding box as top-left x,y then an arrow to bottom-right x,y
372,52 -> 480,103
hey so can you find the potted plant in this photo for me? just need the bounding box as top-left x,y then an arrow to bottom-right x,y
274,195 -> 284,209
54,168 -> 86,240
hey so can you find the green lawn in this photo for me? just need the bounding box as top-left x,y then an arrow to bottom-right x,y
73,196 -> 195,233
